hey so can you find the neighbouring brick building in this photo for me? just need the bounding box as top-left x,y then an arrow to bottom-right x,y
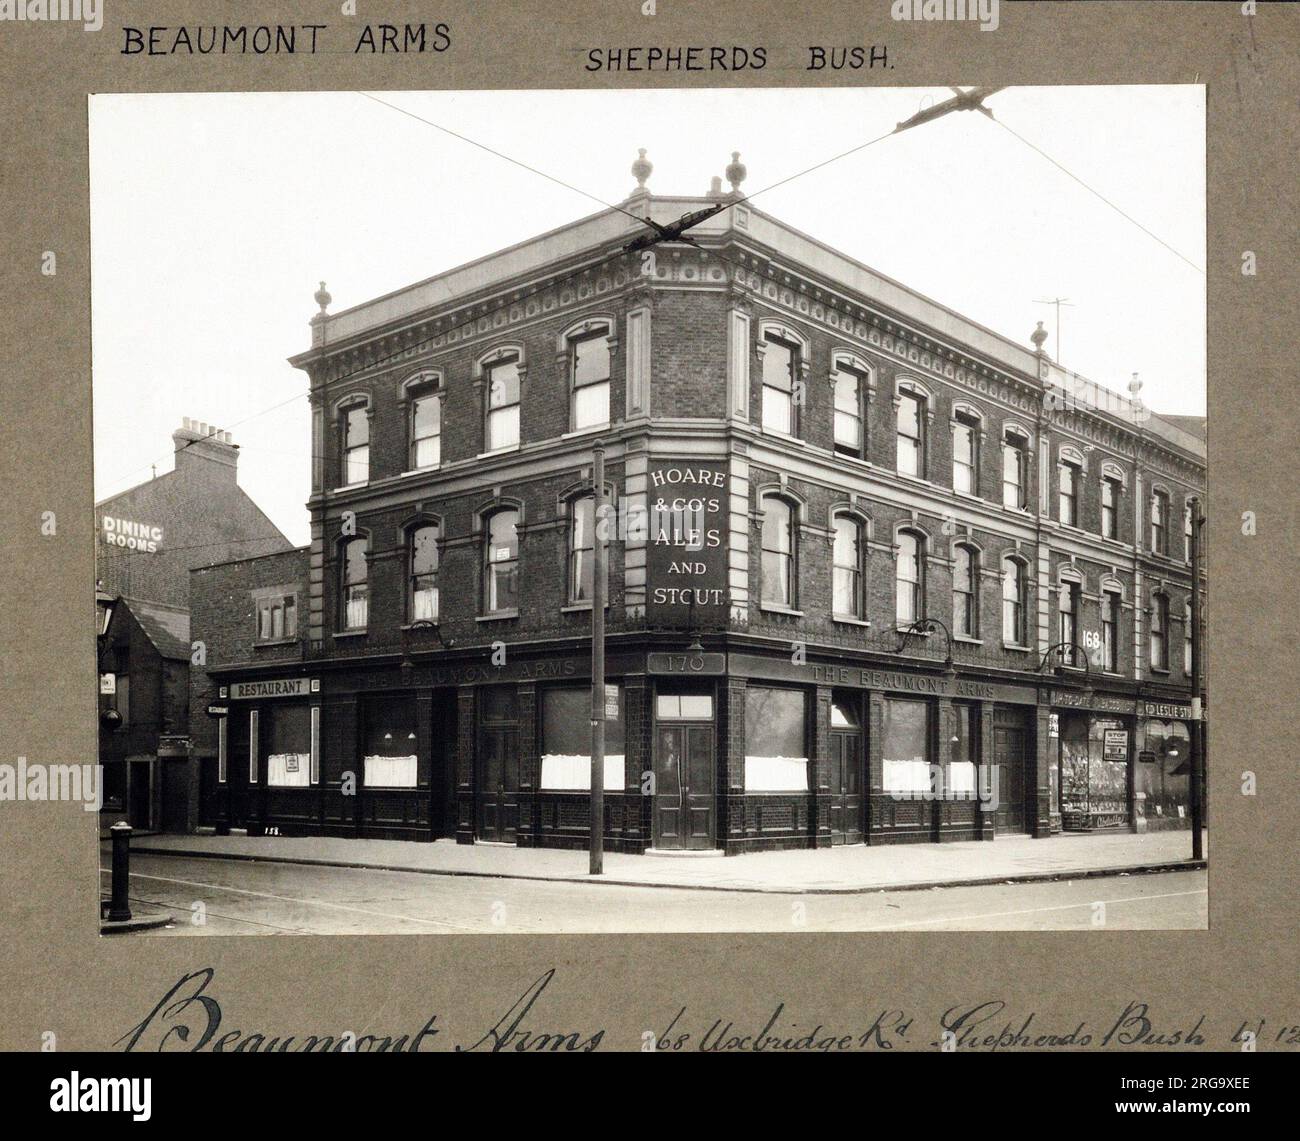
190,154 -> 1207,853
96,421 -> 292,830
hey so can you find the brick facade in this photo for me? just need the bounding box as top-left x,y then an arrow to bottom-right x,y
187,183 -> 1206,852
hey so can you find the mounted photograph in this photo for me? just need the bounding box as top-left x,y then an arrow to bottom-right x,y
89,86 -> 1207,934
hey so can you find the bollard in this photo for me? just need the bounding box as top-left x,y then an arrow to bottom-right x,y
107,820 -> 133,922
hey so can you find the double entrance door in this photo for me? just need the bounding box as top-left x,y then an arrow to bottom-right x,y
653,722 -> 714,850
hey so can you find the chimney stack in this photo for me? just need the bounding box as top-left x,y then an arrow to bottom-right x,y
172,417 -> 239,480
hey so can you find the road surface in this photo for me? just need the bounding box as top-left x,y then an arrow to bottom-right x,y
102,855 -> 1207,934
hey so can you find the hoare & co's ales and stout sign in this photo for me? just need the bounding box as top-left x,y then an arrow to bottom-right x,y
645,461 -> 729,624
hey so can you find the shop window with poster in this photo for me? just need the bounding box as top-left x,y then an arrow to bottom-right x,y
1059,711 -> 1130,830
265,705 -> 312,788
1139,719 -> 1191,827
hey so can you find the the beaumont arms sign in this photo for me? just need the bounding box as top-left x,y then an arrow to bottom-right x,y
645,462 -> 729,621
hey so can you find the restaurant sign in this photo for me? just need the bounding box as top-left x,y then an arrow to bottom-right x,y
230,678 -> 315,700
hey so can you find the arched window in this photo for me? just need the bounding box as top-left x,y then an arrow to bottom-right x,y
1002,427 -> 1028,509
1150,489 -> 1169,554
896,531 -> 924,625
832,514 -> 864,618
341,403 -> 370,485
1183,500 -> 1194,562
832,360 -> 868,457
1150,592 -> 1169,670
483,509 -> 520,615
340,537 -> 369,630
896,390 -> 925,476
569,326 -> 611,431
408,383 -> 441,470
1101,473 -> 1121,539
761,333 -> 799,435
1059,577 -> 1082,665
567,495 -> 605,604
760,495 -> 795,607
951,410 -> 980,494
1101,589 -> 1121,672
1183,598 -> 1193,675
1059,455 -> 1081,526
953,544 -> 978,638
484,353 -> 522,451
409,524 -> 440,622
1002,557 -> 1025,645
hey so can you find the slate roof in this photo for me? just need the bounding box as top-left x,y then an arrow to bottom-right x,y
122,598 -> 191,661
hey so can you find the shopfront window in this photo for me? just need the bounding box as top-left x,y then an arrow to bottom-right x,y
1059,711 -> 1130,830
539,686 -> 624,791
950,704 -> 977,796
882,698 -> 930,794
1139,719 -> 1191,824
743,688 -> 808,791
362,696 -> 417,788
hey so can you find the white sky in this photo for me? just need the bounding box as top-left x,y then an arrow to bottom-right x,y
90,86 -> 1205,547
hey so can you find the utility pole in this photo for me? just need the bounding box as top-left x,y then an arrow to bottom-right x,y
1034,297 -> 1074,360
589,441 -> 606,875
1189,495 -> 1205,861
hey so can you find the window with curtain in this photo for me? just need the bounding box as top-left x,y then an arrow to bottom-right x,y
953,544 -> 977,637
341,404 -> 369,485
832,514 -> 863,618
832,362 -> 866,456
266,704 -> 312,788
409,524 -> 440,622
568,496 -> 605,605
895,531 -> 922,625
1002,557 -> 1025,645
761,495 -> 795,607
340,537 -> 368,630
882,698 -> 930,794
484,509 -> 519,614
761,335 -> 797,435
362,696 -> 418,788
952,413 -> 978,493
896,390 -> 924,476
485,354 -> 521,450
570,328 -> 611,430
409,387 -> 441,470
539,686 -> 625,790
743,687 -> 808,791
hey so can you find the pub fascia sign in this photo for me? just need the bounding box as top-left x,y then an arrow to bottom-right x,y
100,515 -> 164,553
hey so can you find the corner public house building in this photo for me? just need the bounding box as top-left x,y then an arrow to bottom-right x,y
191,155 -> 1207,854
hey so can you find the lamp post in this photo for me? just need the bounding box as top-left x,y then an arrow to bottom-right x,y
589,441 -> 607,876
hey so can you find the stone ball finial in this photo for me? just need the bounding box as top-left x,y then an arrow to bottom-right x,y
631,148 -> 652,189
314,280 -> 332,315
1030,320 -> 1048,351
725,151 -> 747,193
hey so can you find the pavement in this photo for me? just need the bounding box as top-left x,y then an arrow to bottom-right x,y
124,828 -> 1206,895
